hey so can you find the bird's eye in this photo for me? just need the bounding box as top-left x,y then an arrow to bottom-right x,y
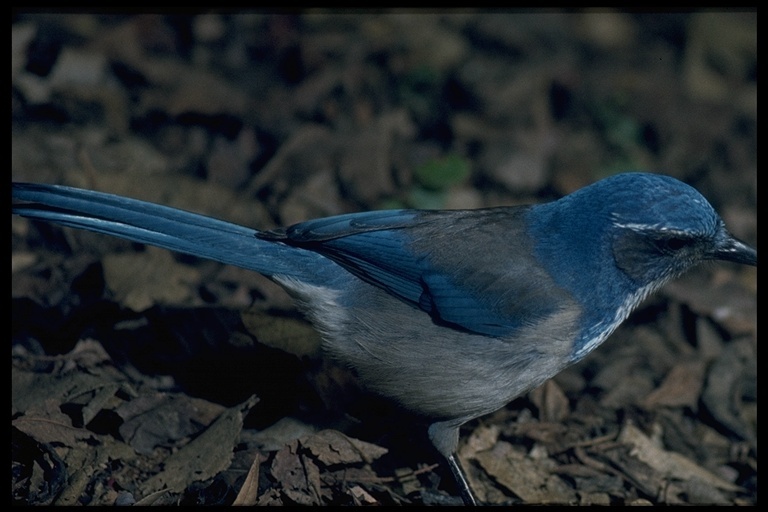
656,236 -> 691,253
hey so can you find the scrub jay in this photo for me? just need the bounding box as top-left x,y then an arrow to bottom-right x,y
12,172 -> 757,505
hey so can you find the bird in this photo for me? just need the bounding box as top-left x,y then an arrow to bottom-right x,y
12,172 -> 757,505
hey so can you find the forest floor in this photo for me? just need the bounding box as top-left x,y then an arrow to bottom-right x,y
12,12 -> 756,505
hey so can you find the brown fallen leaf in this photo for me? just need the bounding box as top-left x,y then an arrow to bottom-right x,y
701,337 -> 756,444
103,247 -> 200,311
117,393 -> 226,455
141,394 -> 259,497
13,399 -> 97,447
530,379 -> 570,423
241,307 -> 322,357
301,429 -> 389,466
270,438 -> 326,505
474,440 -> 577,504
261,429 -> 391,505
232,452 -> 267,506
642,360 -> 706,410
617,422 -> 741,492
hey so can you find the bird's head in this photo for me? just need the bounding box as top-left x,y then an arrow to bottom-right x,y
588,173 -> 757,286
530,172 -> 756,361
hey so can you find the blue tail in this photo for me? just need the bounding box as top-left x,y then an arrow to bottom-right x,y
12,182 -> 335,284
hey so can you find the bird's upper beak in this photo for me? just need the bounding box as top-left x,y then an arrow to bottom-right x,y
713,231 -> 757,266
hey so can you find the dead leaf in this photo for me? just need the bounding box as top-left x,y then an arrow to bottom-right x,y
232,452 -> 266,506
474,441 -> 577,504
271,439 -> 326,505
642,360 -> 706,409
459,423 -> 500,460
617,422 -> 741,492
52,436 -> 135,506
530,379 -> 570,422
12,365 -> 126,423
300,429 -> 388,466
13,399 -> 97,447
246,416 -> 318,452
103,247 -> 199,311
664,271 -> 757,336
278,169 -> 344,226
701,338 -> 756,443
116,393 -> 226,455
141,394 -> 259,497
348,484 -> 379,505
241,308 -> 322,357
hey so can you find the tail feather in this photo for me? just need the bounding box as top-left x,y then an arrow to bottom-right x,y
12,182 -> 333,282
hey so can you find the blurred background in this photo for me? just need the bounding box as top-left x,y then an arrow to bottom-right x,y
12,11 -> 756,505
12,12 -> 757,223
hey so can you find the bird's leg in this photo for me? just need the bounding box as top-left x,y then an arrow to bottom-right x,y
446,452 -> 478,506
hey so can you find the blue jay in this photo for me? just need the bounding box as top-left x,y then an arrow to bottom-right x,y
12,172 -> 757,504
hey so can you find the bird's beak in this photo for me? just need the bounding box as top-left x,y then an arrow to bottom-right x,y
713,231 -> 757,266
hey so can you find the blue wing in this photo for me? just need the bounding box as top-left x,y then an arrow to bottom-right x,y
260,208 -> 565,337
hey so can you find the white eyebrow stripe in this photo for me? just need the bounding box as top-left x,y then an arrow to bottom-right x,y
612,221 -> 675,232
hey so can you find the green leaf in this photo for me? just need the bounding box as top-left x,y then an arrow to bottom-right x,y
414,154 -> 471,191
